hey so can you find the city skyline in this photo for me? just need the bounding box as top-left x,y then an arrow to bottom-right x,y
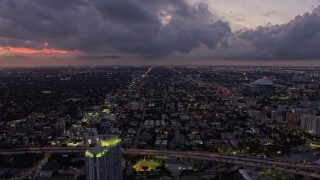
1,66 -> 320,179
0,0 -> 320,67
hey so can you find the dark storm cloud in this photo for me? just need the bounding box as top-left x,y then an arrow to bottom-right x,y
35,0 -> 89,11
91,0 -> 157,23
313,5 -> 320,14
0,0 -> 82,42
1,0 -> 319,61
0,0 -> 230,58
209,12 -> 320,60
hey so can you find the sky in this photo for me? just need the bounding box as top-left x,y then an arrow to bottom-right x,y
0,0 -> 320,67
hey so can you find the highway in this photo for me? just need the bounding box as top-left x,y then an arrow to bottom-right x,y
124,149 -> 320,178
1,147 -> 320,178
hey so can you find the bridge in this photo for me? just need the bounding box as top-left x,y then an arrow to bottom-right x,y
1,147 -> 320,178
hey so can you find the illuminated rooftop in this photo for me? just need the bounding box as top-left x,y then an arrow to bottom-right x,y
85,135 -> 121,158
99,136 -> 121,147
85,147 -> 107,158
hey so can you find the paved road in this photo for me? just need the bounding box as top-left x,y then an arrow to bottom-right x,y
133,67 -> 152,148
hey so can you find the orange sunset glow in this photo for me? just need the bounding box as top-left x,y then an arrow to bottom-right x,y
0,46 -> 68,55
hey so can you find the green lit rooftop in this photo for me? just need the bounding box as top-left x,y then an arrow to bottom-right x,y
85,136 -> 121,158
99,136 -> 121,147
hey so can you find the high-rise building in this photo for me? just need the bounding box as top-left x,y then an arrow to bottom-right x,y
85,135 -> 122,180
300,115 -> 320,136
54,120 -> 65,131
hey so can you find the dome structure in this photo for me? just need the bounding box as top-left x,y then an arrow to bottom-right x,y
253,78 -> 274,86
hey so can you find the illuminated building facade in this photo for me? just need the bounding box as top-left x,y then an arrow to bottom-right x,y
300,115 -> 320,136
85,135 -> 122,180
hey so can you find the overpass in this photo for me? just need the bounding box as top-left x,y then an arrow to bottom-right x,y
1,147 -> 320,178
124,149 -> 320,178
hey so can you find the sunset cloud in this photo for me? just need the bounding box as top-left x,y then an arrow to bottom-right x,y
0,46 -> 68,54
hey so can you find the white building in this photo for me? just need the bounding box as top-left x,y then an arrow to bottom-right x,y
253,78 -> 274,86
85,135 -> 122,180
300,115 -> 320,136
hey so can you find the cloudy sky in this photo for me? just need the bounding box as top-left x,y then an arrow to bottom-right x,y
0,0 -> 320,66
